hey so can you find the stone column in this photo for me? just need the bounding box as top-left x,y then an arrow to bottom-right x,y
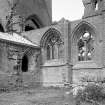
49,45 -> 52,59
15,52 -> 23,87
2,43 -> 8,72
58,42 -> 64,59
28,51 -> 40,72
63,19 -> 73,84
63,20 -> 70,63
41,48 -> 46,64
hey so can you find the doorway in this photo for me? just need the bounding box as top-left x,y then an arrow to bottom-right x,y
21,55 -> 28,72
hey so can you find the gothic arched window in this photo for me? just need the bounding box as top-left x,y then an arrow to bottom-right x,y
46,44 -> 51,60
41,28 -> 64,62
46,34 -> 62,60
78,32 -> 94,61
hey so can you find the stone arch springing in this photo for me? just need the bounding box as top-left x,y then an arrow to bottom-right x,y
40,28 -> 64,61
72,21 -> 97,63
25,15 -> 43,31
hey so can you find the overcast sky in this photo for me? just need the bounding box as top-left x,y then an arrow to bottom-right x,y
52,0 -> 84,21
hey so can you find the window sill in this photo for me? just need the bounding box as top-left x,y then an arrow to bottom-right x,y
73,61 -> 100,69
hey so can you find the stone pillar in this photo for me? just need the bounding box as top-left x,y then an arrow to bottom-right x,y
58,42 -> 64,59
41,48 -> 46,64
54,43 -> 59,59
101,12 -> 105,67
50,45 -> 52,59
15,52 -> 23,87
28,51 -> 40,72
63,20 -> 70,63
63,20 -> 73,84
28,55 -> 35,71
57,44 -> 59,59
2,43 -> 8,72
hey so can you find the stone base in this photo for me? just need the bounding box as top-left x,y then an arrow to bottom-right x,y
42,61 -> 72,87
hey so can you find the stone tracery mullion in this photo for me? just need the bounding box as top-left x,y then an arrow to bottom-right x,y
78,31 -> 94,61
42,28 -> 63,60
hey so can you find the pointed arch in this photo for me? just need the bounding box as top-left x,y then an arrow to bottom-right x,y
40,28 -> 62,47
25,14 -> 43,31
71,21 -> 97,63
40,28 -> 64,60
72,21 -> 97,44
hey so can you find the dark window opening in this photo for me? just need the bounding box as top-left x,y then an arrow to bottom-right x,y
25,18 -> 40,32
25,26 -> 34,31
21,55 -> 28,72
0,24 -> 4,32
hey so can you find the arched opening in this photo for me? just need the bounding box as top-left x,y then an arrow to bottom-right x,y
41,28 -> 63,61
25,15 -> 43,31
72,22 -> 96,64
21,55 -> 28,72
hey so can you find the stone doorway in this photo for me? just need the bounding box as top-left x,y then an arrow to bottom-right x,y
21,55 -> 28,72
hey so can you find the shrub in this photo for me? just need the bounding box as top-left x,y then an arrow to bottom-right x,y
75,73 -> 105,105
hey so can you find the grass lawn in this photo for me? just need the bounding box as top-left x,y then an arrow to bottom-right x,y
0,87 -> 75,105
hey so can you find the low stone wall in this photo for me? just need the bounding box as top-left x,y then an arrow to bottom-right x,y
0,71 -> 42,92
73,68 -> 103,84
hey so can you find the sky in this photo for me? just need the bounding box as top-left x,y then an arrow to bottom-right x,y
52,0 -> 84,21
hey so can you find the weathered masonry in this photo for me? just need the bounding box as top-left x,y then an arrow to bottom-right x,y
0,0 -> 105,88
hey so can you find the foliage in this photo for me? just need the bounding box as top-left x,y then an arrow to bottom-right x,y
75,74 -> 105,105
75,83 -> 105,103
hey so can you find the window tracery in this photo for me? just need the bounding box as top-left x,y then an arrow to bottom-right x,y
78,32 -> 94,61
46,34 -> 63,60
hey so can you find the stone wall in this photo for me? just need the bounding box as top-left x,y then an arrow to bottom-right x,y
0,40 -> 41,90
15,0 -> 52,26
70,13 -> 105,84
41,59 -> 72,87
0,0 -> 52,32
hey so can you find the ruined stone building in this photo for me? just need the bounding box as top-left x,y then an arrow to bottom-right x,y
0,0 -> 105,88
